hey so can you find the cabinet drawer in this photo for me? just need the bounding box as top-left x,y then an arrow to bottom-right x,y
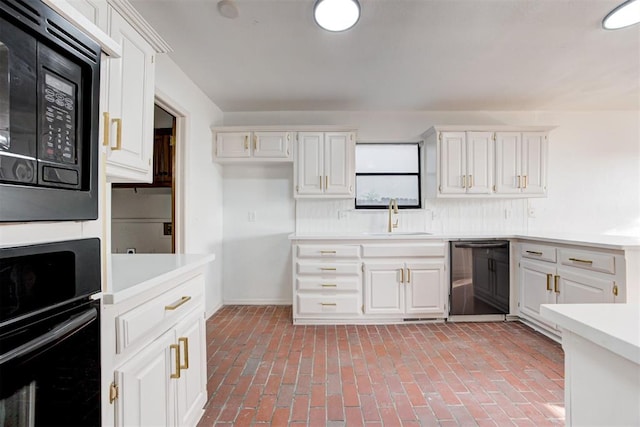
520,243 -> 556,262
296,294 -> 360,315
116,275 -> 204,354
361,243 -> 445,258
296,261 -> 361,275
297,244 -> 360,259
559,248 -> 615,274
297,276 -> 360,292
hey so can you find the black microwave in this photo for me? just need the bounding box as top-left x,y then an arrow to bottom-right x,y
0,0 -> 101,222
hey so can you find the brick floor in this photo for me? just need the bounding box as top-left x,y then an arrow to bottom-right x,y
198,306 -> 564,426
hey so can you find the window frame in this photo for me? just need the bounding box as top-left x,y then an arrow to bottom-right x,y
354,142 -> 422,210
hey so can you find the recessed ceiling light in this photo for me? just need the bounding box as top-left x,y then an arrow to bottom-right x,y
603,0 -> 640,29
217,0 -> 239,19
314,0 -> 361,32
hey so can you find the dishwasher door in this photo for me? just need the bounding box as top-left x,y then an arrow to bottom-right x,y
450,241 -> 510,316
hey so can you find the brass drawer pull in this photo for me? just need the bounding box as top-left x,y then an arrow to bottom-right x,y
400,268 -> 405,283
321,284 -> 337,287
320,303 -> 337,306
569,257 -> 593,265
103,112 -> 110,146
170,344 -> 181,379
320,267 -> 337,271
112,117 -> 122,150
165,296 -> 191,311
244,135 -> 249,150
554,275 -> 560,294
546,273 -> 553,291
407,268 -> 411,283
320,250 -> 337,254
526,250 -> 543,256
517,175 -> 522,188
178,337 -> 189,369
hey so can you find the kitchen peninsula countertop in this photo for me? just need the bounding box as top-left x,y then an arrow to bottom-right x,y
104,253 -> 215,304
288,232 -> 640,250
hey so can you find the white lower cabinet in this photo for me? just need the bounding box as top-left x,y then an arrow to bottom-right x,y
518,241 -> 624,337
105,271 -> 207,427
363,260 -> 446,318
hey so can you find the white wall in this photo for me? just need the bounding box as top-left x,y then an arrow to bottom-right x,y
224,110 -> 640,237
222,164 -> 294,304
155,55 -> 225,317
111,188 -> 172,254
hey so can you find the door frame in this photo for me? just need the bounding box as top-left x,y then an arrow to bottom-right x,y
154,90 -> 187,253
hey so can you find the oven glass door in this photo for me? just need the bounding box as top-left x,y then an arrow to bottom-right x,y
0,300 -> 100,427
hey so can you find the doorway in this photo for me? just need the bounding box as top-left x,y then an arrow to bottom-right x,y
110,105 -> 176,254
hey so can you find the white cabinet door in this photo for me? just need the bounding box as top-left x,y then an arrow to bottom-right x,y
105,8 -> 155,183
175,312 -> 207,427
115,329 -> 175,427
465,132 -> 493,194
324,132 -> 353,196
556,267 -> 615,305
405,261 -> 446,316
66,0 -> 108,27
216,132 -> 251,158
495,132 -> 522,194
364,262 -> 404,314
296,132 -> 324,195
521,132 -> 547,195
519,259 -> 556,328
254,131 -> 290,158
439,132 -> 466,194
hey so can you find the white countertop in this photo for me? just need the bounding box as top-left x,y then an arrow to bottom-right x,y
540,304 -> 640,365
104,253 -> 215,304
288,232 -> 640,250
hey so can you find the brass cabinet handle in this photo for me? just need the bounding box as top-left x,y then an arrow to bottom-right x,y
253,134 -> 257,151
320,267 -> 337,271
103,112 -> 110,146
462,175 -> 467,188
400,268 -> 404,283
526,250 -> 543,256
244,135 -> 249,150
170,344 -> 181,379
613,283 -> 619,297
325,176 -> 328,190
319,175 -> 323,190
407,268 -> 411,283
320,250 -> 337,254
517,175 -> 522,188
554,275 -> 560,294
109,382 -> 118,404
112,118 -> 122,150
320,303 -> 337,306
546,273 -> 553,291
523,175 -> 528,189
468,175 -> 473,188
165,296 -> 191,311
569,257 -> 593,265
178,337 -> 189,369
321,283 -> 337,287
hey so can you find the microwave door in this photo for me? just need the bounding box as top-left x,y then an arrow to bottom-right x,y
0,15 -> 37,185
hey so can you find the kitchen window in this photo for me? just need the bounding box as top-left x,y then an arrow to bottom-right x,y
355,143 -> 421,209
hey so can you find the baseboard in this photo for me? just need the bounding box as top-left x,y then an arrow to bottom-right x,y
205,302 -> 224,319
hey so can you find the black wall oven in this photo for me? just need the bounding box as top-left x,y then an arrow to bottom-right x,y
0,0 -> 101,222
0,238 -> 101,426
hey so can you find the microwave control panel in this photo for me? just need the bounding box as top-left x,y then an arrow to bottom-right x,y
41,71 -> 76,165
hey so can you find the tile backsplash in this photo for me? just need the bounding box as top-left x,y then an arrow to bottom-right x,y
295,198 -> 528,235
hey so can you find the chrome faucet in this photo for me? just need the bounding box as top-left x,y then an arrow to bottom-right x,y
388,199 -> 399,232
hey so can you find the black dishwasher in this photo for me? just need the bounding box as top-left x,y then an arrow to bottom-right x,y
449,240 -> 510,316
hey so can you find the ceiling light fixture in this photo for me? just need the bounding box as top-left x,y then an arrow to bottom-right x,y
314,0 -> 360,32
602,0 -> 640,29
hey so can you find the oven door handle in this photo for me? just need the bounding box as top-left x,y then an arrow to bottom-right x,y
0,307 -> 97,367
454,242 -> 509,249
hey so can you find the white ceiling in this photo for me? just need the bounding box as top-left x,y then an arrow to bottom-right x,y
130,0 -> 640,112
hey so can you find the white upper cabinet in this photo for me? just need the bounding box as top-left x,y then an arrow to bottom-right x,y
213,130 -> 292,161
104,8 -> 156,182
424,126 -> 551,198
68,0 -> 169,183
295,131 -> 355,198
495,131 -> 547,195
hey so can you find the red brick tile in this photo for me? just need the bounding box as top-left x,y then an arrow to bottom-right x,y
327,394 -> 344,421
379,406 -> 402,426
290,395 -> 309,421
310,383 -> 326,407
403,382 -> 427,406
308,407 -> 327,427
345,406 -> 365,427
360,394 -> 380,421
255,395 -> 276,422
343,383 -> 360,406
233,408 -> 255,427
